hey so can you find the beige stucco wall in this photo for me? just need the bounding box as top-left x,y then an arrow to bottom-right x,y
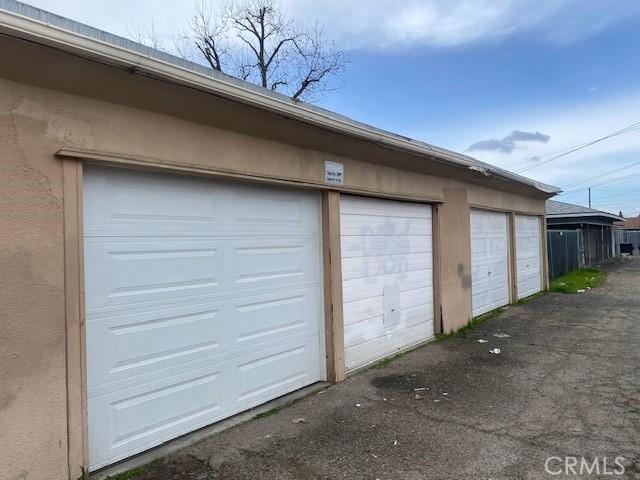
0,87 -> 69,480
0,50 -> 545,478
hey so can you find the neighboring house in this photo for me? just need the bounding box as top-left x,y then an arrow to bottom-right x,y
0,2 -> 559,478
546,200 -> 621,277
615,217 -> 640,254
616,216 -> 640,230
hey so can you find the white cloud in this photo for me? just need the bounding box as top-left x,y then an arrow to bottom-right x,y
23,0 -> 640,51
450,90 -> 640,210
285,0 -> 561,49
285,0 -> 640,50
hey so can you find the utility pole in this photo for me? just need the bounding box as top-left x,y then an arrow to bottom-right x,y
588,187 -> 591,208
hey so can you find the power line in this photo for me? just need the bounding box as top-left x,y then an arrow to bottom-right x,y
594,196 -> 640,206
516,121 -> 640,173
554,185 -> 640,214
559,174 -> 640,196
592,191 -> 640,203
591,197 -> 640,208
587,187 -> 640,202
561,159 -> 640,190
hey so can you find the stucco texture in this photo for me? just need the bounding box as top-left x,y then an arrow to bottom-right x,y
0,86 -> 68,480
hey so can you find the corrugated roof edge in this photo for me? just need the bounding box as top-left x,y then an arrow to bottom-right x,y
0,0 -> 560,195
546,200 -> 622,220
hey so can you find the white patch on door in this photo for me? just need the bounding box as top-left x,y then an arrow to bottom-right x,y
383,285 -> 400,326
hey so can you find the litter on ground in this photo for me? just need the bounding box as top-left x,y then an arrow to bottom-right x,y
292,417 -> 306,424
489,348 -> 501,354
478,339 -> 488,343
493,332 -> 510,338
577,289 -> 586,293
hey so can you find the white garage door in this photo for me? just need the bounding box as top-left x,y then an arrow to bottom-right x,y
84,166 -> 324,470
340,196 -> 434,371
470,209 -> 510,317
515,214 -> 542,299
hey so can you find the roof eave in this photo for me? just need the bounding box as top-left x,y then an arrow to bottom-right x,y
547,212 -> 623,221
0,4 -> 560,195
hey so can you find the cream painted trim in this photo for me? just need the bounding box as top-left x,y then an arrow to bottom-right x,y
508,212 -> 518,303
321,191 -> 345,383
63,159 -> 88,477
56,147 -> 443,205
0,7 -> 559,195
432,204 -> 442,335
468,203 -> 544,217
541,216 -> 549,289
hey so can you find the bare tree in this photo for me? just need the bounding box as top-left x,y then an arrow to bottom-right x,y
187,1 -> 230,71
184,0 -> 345,102
129,16 -> 164,51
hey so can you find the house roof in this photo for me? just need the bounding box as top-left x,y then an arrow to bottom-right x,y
0,0 -> 560,196
546,200 -> 622,221
616,217 -> 640,229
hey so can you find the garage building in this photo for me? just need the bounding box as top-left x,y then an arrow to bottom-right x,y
546,200 -> 620,277
0,2 -> 559,478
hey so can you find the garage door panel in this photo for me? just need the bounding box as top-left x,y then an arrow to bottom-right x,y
85,167 -> 324,469
233,238 -> 318,287
340,196 -> 434,371
84,238 -> 222,309
84,168 -> 220,236
91,333 -> 321,469
230,187 -> 317,233
343,286 -> 432,325
346,323 -> 431,371
340,196 -> 432,219
471,264 -> 488,283
234,288 -> 319,344
340,235 -> 431,258
343,297 -> 381,326
234,339 -> 320,407
84,168 -> 319,237
340,213 -> 431,237
517,257 -> 538,271
86,302 -> 224,389
344,317 -> 383,348
470,210 -> 510,317
110,372 -> 223,446
342,269 -> 432,304
87,287 -> 320,392
515,215 -> 542,299
86,236 -> 319,311
88,359 -> 232,468
344,302 -> 434,347
470,237 -> 488,255
341,252 -> 432,281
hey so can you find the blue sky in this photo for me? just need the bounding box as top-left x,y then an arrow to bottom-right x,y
25,0 -> 640,215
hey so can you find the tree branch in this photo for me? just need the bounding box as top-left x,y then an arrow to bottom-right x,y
184,0 -> 346,102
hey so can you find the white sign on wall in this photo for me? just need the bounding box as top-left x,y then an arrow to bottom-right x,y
324,161 -> 344,185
